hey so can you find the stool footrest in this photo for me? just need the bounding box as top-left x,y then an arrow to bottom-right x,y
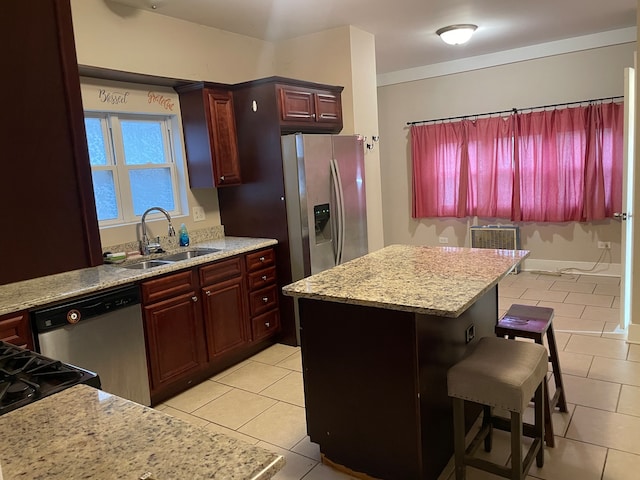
463,417 -> 543,479
465,439 -> 542,480
491,416 -> 538,440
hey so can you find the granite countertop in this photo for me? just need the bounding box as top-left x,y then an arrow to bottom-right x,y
0,236 -> 277,316
282,244 -> 529,317
0,384 -> 284,480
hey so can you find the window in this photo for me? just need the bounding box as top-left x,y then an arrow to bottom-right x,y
84,113 -> 183,226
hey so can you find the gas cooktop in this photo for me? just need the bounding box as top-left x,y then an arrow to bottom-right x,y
0,341 -> 101,416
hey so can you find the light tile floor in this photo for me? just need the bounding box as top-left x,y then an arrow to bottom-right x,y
155,272 -> 639,480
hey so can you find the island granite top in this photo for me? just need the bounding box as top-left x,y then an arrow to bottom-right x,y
0,384 -> 284,480
282,244 -> 529,317
0,236 -> 277,316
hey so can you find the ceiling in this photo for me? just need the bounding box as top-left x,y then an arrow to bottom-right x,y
108,0 -> 637,75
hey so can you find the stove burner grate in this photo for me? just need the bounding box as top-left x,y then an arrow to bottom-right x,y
0,341 -> 100,415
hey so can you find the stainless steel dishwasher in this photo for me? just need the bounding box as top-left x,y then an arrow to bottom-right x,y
31,285 -> 151,406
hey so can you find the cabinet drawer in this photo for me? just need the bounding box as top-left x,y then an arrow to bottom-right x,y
246,248 -> 275,272
249,284 -> 279,316
251,309 -> 280,342
200,256 -> 243,285
247,266 -> 277,291
142,270 -> 197,305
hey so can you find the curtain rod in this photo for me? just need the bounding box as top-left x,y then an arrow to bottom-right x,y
406,95 -> 624,126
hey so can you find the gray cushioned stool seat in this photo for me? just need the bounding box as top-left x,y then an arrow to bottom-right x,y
447,336 -> 548,480
448,336 -> 548,413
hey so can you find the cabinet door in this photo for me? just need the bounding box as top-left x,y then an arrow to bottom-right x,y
315,91 -> 342,125
206,89 -> 242,186
202,276 -> 249,358
144,292 -> 206,391
278,87 -> 315,123
0,311 -> 33,350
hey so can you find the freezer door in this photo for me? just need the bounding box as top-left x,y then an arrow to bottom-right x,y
282,134 -> 336,280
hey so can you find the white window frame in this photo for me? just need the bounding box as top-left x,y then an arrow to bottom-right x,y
85,112 -> 184,227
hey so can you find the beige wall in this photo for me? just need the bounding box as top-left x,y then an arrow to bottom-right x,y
70,0 -> 384,251
377,43 -> 636,273
71,0 -> 277,83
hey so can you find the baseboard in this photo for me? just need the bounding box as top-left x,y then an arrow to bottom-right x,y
520,258 -> 621,277
627,324 -> 640,344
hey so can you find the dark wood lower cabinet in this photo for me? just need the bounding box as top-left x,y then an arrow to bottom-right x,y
0,311 -> 34,350
202,276 -> 248,359
142,248 -> 280,405
143,291 -> 207,395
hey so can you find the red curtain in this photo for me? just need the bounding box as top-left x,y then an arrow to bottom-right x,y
411,102 -> 623,222
467,116 -> 514,218
411,121 -> 467,218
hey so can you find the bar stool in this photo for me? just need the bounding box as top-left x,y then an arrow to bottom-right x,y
448,336 -> 547,480
496,304 -> 568,447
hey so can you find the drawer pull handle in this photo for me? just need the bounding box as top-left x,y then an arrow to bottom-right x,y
261,275 -> 268,281
192,296 -> 198,302
205,290 -> 211,296
265,322 -> 270,328
262,297 -> 269,303
259,256 -> 265,262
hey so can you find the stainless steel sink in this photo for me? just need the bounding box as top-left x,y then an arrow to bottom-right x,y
159,248 -> 220,262
121,260 -> 173,270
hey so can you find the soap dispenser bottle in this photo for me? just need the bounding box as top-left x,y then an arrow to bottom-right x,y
179,223 -> 190,247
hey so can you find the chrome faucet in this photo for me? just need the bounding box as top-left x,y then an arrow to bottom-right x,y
141,207 -> 176,255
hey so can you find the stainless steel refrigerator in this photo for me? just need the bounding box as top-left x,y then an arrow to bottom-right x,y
281,133 -> 368,285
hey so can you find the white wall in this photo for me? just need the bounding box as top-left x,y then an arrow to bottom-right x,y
377,43 -> 636,273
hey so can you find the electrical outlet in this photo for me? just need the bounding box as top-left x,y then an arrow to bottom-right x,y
192,206 -> 206,222
597,241 -> 611,249
439,237 -> 449,244
465,324 -> 475,344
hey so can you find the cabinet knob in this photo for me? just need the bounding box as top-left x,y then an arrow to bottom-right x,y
262,296 -> 269,303
220,175 -> 225,182
205,290 -> 211,296
265,322 -> 270,328
311,113 -> 316,118
192,296 -> 198,302
259,256 -> 265,262
261,275 -> 268,281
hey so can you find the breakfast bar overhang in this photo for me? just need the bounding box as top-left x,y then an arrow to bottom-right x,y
283,245 -> 529,480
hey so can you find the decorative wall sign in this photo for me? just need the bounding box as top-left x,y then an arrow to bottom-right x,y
97,89 -> 130,105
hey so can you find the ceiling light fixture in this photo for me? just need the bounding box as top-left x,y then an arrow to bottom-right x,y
436,24 -> 478,45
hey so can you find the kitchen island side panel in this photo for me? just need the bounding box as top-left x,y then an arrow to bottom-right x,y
298,285 -> 498,480
299,298 -> 423,479
415,285 -> 498,479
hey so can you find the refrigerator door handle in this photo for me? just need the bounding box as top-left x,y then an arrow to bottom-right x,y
330,157 -> 346,265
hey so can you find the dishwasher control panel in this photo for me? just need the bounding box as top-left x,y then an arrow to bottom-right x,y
31,285 -> 141,332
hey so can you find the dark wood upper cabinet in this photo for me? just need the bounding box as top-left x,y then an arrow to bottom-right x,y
1,0 -> 102,285
176,83 -> 241,187
277,83 -> 343,130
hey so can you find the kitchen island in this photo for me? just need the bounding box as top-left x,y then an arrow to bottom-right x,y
282,245 -> 528,480
0,384 -> 284,479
